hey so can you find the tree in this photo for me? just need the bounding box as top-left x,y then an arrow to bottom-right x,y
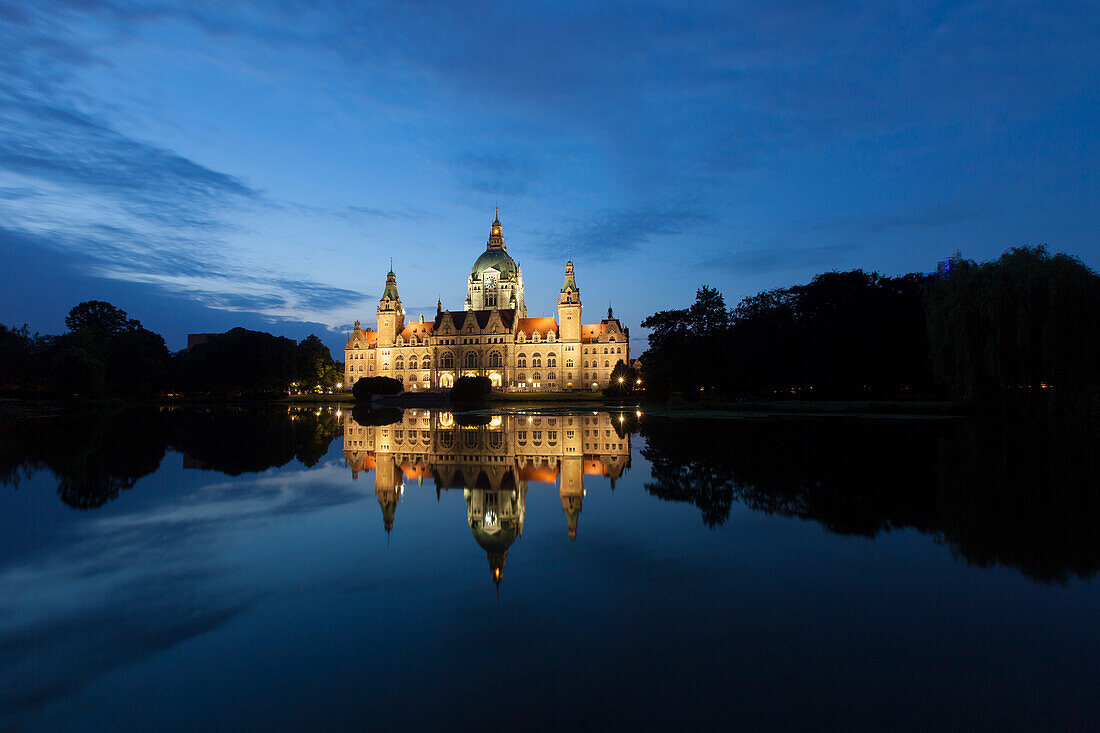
65,301 -> 139,337
603,360 -> 637,398
179,327 -> 298,396
688,285 -> 730,337
0,324 -> 35,393
49,346 -> 106,398
925,245 -> 1100,406
107,326 -> 170,397
296,334 -> 333,390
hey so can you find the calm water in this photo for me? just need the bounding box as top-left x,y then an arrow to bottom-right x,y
1,406 -> 1097,730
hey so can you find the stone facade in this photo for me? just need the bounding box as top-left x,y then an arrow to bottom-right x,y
344,213 -> 629,392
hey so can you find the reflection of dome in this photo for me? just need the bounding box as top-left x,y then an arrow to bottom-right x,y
471,248 -> 517,280
471,518 -> 519,593
471,520 -> 520,555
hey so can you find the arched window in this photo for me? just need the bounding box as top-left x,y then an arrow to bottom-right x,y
532,353 -> 542,367
603,347 -> 609,354
616,347 -> 622,354
583,360 -> 589,368
440,373 -> 454,388
565,358 -> 574,368
441,352 -> 454,369
408,356 -> 418,370
489,351 -> 502,368
604,360 -> 610,368
396,375 -> 404,383
518,373 -> 527,383
548,372 -> 556,381
464,352 -> 477,368
395,357 -> 404,370
517,355 -> 527,368
533,372 -> 541,381
547,355 -> 556,367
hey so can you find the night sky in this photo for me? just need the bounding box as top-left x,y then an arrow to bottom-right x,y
2,1 -> 1098,357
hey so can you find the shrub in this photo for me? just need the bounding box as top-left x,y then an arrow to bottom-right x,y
351,376 -> 403,402
451,375 -> 492,401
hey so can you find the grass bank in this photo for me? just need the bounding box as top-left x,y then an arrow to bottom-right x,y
643,397 -> 961,419
486,391 -> 604,403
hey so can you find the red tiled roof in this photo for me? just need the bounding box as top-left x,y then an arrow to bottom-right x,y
580,324 -> 605,343
348,328 -> 378,348
399,321 -> 435,341
516,317 -> 558,337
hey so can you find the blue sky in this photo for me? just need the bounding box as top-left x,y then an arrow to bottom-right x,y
2,1 -> 1098,357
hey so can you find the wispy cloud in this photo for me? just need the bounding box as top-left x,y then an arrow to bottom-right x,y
701,243 -> 861,275
449,151 -> 537,197
541,205 -> 709,259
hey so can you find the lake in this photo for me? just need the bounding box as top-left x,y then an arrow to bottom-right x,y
1,405 -> 1097,730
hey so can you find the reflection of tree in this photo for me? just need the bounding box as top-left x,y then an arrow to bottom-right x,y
0,411 -> 170,509
349,405 -> 403,427
641,415 -> 1099,582
170,409 -> 341,475
936,417 -> 1100,583
1,408 -> 342,508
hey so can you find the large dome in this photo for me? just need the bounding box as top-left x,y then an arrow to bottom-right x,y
471,248 -> 517,280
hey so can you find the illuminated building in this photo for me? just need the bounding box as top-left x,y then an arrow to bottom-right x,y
344,211 -> 629,391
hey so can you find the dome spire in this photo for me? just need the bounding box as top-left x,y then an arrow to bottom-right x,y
488,209 -> 505,251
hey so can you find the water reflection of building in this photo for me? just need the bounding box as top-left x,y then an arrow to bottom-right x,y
343,410 -> 631,588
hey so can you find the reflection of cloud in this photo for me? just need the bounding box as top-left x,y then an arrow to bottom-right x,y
0,458 -> 366,726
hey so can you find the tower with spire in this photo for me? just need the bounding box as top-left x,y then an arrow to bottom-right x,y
558,258 -> 582,343
377,267 -> 405,349
375,456 -> 403,536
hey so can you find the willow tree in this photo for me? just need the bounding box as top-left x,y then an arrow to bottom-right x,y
925,246 -> 1100,405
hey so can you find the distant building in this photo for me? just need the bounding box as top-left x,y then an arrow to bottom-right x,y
936,250 -> 963,278
345,211 -> 629,391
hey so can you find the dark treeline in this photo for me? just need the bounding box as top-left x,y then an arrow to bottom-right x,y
640,415 -> 1099,584
642,246 -> 1099,410
0,301 -> 343,399
0,408 -> 342,509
